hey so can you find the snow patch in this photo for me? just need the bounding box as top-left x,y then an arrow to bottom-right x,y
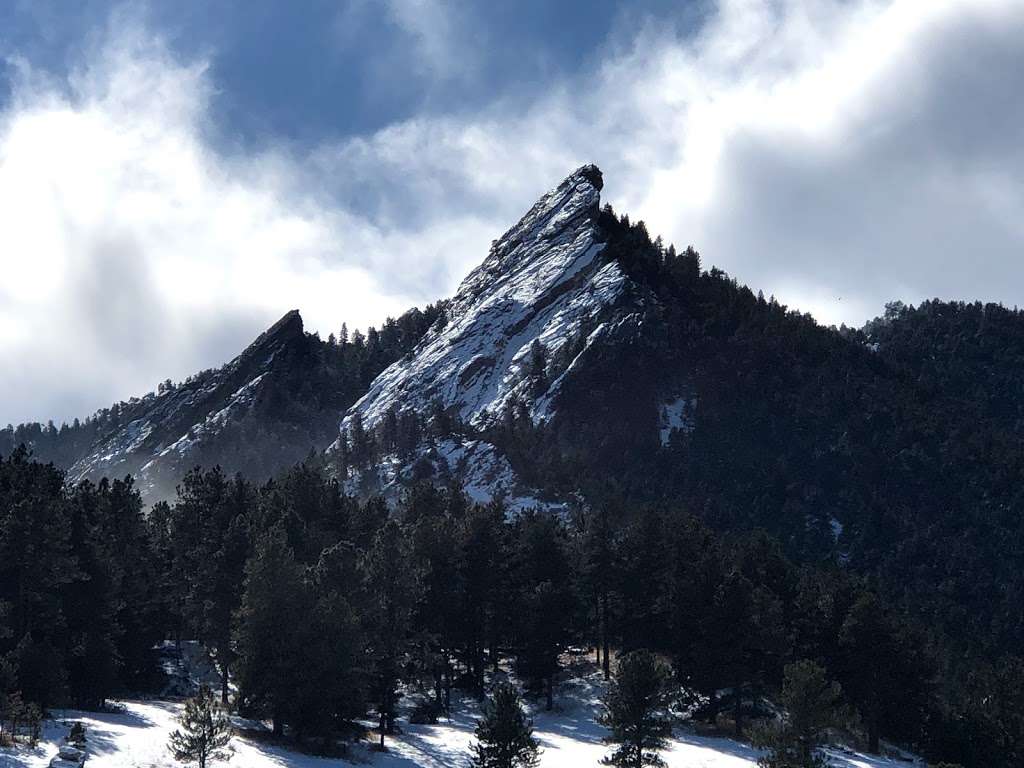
2,675 -> 926,768
659,396 -> 697,446
343,437 -> 565,516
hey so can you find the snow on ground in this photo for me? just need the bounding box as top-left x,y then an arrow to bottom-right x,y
378,670 -> 918,768
374,675 -> 764,768
1,666 -> 924,768
659,396 -> 697,446
0,701 -> 338,768
342,438 -> 568,515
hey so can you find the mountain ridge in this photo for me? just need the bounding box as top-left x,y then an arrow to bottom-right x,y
3,164 -> 1023,767
329,164 -> 652,509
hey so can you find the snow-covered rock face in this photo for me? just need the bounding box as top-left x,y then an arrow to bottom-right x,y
336,165 -> 641,510
342,165 -> 628,434
67,310 -> 306,499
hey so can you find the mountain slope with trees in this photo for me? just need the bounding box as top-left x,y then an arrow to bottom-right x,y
2,165 -> 1023,766
1,304 -> 443,502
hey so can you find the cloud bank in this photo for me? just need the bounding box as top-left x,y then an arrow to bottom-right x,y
1,0 -> 1022,425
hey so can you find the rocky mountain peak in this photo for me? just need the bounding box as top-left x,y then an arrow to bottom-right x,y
455,164 -> 605,309
336,165 -> 642,509
240,309 -> 304,358
65,309 -> 312,500
341,165 -> 627,433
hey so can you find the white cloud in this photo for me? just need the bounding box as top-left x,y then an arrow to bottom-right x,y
0,18 -> 464,424
2,0 -> 1023,425
316,0 -> 1024,328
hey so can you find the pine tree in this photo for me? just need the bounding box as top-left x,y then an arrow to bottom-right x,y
103,477 -> 165,690
168,685 -> 232,768
23,702 -> 41,746
364,520 -> 419,749
170,468 -> 251,705
0,659 -> 14,743
406,486 -> 463,712
0,448 -> 76,708
581,506 -> 618,680
838,593 -> 930,753
699,569 -> 786,738
513,512 -> 572,710
233,529 -> 305,736
458,503 -> 505,697
301,545 -> 366,733
2,690 -> 25,744
471,683 -> 541,768
753,660 -> 841,768
617,510 -> 670,653
600,649 -> 674,768
348,413 -> 373,467
63,480 -> 121,708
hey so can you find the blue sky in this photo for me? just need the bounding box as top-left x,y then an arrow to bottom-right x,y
1,0 -> 1023,425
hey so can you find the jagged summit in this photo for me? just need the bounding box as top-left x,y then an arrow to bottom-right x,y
456,165 -> 604,307
63,308 -> 325,501
261,308 -> 303,340
335,165 -> 643,508
341,164 -> 630,434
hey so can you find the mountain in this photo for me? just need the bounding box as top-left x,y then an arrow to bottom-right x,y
5,164 -> 1024,767
2,304 -> 441,501
342,165 -> 623,431
5,164 -> 1024,664
326,165 -> 1024,670
862,298 -> 1024,432
65,309 -> 316,499
333,165 -> 649,508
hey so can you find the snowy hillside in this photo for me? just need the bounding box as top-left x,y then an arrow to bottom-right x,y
2,673 -> 922,768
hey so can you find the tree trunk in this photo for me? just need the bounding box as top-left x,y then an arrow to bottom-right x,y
272,715 -> 283,737
734,684 -> 743,739
379,711 -> 386,750
601,591 -> 611,680
546,676 -> 554,711
221,660 -> 230,705
444,655 -> 452,714
477,641 -> 486,696
868,712 -> 879,753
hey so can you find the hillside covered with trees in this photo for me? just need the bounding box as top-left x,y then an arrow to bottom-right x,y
1,450 -> 1020,766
